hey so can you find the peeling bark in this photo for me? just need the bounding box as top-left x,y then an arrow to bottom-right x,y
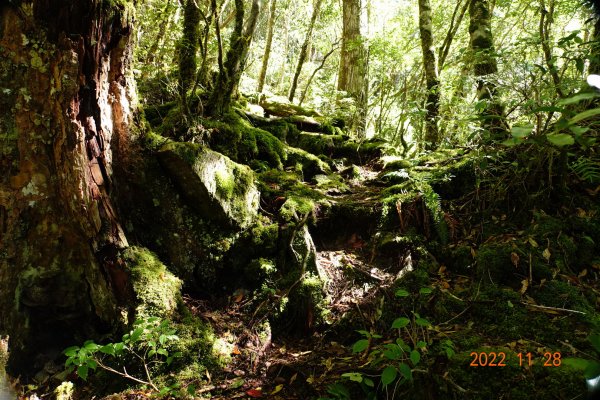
0,0 -> 135,375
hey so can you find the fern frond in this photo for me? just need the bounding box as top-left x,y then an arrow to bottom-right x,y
570,157 -> 600,184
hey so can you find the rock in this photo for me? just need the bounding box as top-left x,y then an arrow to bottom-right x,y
158,142 -> 260,230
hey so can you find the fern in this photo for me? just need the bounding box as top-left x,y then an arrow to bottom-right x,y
417,183 -> 449,245
570,157 -> 600,184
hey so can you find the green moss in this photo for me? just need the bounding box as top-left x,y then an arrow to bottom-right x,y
204,113 -> 286,169
285,146 -> 331,180
123,247 -> 182,320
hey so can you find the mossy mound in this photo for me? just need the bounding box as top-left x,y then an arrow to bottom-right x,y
123,247 -> 182,320
158,141 -> 260,230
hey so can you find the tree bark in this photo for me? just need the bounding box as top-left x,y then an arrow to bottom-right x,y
0,0 -> 135,375
209,0 -> 260,116
418,0 -> 440,149
468,0 -> 507,139
257,0 -> 277,93
288,0 -> 324,102
337,0 -> 368,135
179,0 -> 202,115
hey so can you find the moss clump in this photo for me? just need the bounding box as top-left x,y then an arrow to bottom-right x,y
206,113 -> 286,169
286,146 -> 331,181
123,247 -> 182,320
257,169 -> 328,222
273,272 -> 326,334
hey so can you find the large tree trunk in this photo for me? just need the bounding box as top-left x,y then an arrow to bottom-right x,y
288,0 -> 324,102
468,0 -> 507,140
337,0 -> 368,135
257,0 -> 277,93
209,0 -> 260,116
418,0 -> 440,149
0,0 -> 134,375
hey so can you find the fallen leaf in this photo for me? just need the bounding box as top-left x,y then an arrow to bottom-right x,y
528,237 -> 539,248
511,252 -> 520,267
520,279 -> 529,295
271,385 -> 284,395
289,373 -> 298,385
542,248 -> 551,261
579,269 -> 588,278
246,388 -> 262,398
470,247 -> 477,258
232,346 -> 241,355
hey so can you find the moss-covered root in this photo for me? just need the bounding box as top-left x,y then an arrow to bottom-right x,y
122,246 -> 182,320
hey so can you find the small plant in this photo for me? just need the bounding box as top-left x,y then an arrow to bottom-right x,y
346,287 -> 438,397
63,317 -> 182,393
563,333 -> 600,380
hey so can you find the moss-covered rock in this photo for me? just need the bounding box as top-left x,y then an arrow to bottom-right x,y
158,141 -> 260,230
123,247 -> 182,320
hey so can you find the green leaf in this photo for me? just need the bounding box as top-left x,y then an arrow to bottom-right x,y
148,349 -> 156,358
356,330 -> 371,338
381,366 -> 397,386
342,372 -> 363,383
157,348 -> 169,356
99,344 -> 115,356
416,341 -> 427,349
569,107 -> 600,124
410,350 -> 421,366
114,342 -> 125,354
383,344 -> 402,360
398,363 -> 413,381
511,125 -> 533,138
64,346 -> 79,357
502,138 -> 523,147
419,287 -> 433,295
352,339 -> 369,353
569,125 -> 589,136
415,318 -> 431,327
395,289 -> 409,297
558,92 -> 599,106
589,334 -> 600,354
562,357 -> 591,371
129,327 -> 144,343
77,365 -> 89,381
86,359 -> 97,370
83,341 -> 99,352
364,378 -> 374,387
546,133 -> 574,147
586,361 -> 600,379
392,317 -> 410,329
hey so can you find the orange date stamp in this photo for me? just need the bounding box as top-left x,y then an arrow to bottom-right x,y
469,351 -> 563,367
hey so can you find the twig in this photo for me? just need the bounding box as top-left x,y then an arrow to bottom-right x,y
521,302 -> 586,315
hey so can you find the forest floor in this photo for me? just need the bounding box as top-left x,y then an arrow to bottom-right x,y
7,98 -> 600,400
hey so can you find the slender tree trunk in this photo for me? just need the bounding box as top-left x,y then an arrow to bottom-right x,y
179,0 -> 202,115
539,0 -> 564,98
438,0 -> 471,70
288,0 -> 324,102
418,0 -> 440,149
337,0 -> 368,134
209,0 -> 261,116
299,40 -> 339,105
469,0 -> 507,139
277,9 -> 291,93
0,0 -> 134,375
257,0 -> 277,93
